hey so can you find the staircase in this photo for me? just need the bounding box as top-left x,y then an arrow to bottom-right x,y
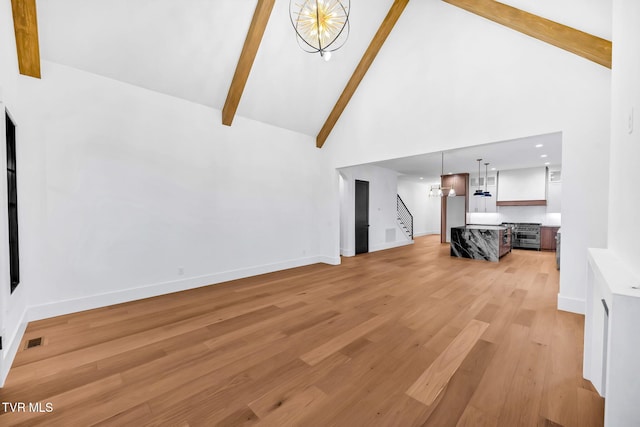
397,195 -> 414,240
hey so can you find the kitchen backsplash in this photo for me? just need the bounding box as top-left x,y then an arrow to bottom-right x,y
467,206 -> 561,226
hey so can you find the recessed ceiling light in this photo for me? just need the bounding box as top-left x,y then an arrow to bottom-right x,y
541,154 -> 548,158
491,167 -> 496,171
545,162 -> 550,165
536,144 -> 544,148
419,177 -> 424,180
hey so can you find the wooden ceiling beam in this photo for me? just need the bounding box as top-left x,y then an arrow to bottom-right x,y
11,0 -> 41,78
316,0 -> 410,148
222,0 -> 275,126
443,0 -> 612,69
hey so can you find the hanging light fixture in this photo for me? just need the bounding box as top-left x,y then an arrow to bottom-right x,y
289,0 -> 350,61
483,162 -> 492,197
448,176 -> 457,197
473,159 -> 485,197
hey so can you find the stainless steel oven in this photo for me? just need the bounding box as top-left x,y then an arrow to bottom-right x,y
503,223 -> 541,250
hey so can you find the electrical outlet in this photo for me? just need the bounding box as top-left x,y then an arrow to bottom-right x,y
178,267 -> 184,276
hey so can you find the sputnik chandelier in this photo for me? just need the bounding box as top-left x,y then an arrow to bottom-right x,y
289,0 -> 350,61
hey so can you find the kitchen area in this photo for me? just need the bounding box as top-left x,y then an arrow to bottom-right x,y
370,132 -> 562,265
444,159 -> 562,264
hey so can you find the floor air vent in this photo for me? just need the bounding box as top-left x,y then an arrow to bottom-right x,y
25,337 -> 43,349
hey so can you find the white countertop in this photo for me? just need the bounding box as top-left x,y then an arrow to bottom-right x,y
588,248 -> 640,298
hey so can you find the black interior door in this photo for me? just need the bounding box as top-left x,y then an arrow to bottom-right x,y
355,180 -> 369,255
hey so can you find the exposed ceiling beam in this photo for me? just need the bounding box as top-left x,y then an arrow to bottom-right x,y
316,0 -> 410,148
222,0 -> 275,126
11,0 -> 41,78
443,0 -> 612,69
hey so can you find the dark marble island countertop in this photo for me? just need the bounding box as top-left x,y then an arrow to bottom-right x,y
450,225 -> 511,262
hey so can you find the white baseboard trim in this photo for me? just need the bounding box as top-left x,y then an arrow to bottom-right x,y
317,256 -> 341,266
557,294 -> 585,314
341,248 -> 355,257
0,309 -> 28,387
370,239 -> 414,253
26,255 -> 336,323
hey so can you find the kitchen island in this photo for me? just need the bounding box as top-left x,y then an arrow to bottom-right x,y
450,225 -> 511,262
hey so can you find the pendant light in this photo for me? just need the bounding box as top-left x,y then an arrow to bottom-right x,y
483,163 -> 492,197
473,159 -> 484,197
448,174 -> 457,197
289,0 -> 350,61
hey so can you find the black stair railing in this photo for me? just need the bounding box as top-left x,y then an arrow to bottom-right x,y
397,195 -> 414,240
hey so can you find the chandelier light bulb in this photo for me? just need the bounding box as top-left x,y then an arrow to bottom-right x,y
290,0 -> 350,58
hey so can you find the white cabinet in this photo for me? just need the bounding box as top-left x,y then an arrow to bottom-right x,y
586,249 -> 640,426
469,174 -> 497,213
546,169 -> 562,213
497,167 -> 547,203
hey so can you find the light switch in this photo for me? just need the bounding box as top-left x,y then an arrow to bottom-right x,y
629,107 -> 634,134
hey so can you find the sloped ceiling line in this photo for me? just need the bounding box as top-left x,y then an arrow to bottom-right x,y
222,0 -> 276,126
316,0 -> 410,148
11,0 -> 41,78
443,0 -> 612,69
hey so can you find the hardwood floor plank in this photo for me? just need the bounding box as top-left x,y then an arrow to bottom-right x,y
423,339 -> 497,426
299,313 -> 392,366
406,319 -> 489,405
466,323 -> 530,420
577,387 -> 605,427
0,236 -> 602,426
456,404 -> 499,427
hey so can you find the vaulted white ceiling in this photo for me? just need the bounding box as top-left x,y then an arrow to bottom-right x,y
37,0 -> 397,136
33,0 -> 612,154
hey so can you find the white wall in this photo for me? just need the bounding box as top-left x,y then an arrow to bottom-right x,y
0,0 -> 31,385
608,0 -> 640,279
586,3 -> 640,425
323,0 -> 611,314
339,164 -> 412,256
397,178 -> 441,237
468,209 -> 562,227
12,60 -> 339,321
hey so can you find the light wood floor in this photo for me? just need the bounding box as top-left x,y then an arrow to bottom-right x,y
0,235 -> 603,426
